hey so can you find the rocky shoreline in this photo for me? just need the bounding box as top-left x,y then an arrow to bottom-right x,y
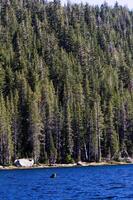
0,161 -> 132,170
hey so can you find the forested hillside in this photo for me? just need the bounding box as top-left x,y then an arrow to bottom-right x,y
0,0 -> 133,165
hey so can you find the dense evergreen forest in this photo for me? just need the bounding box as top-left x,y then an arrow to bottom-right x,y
0,0 -> 133,165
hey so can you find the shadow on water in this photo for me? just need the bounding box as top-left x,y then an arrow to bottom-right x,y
106,183 -> 127,190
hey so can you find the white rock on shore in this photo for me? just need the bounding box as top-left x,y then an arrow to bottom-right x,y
14,159 -> 34,167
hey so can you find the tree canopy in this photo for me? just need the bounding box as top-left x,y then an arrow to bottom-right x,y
0,0 -> 133,165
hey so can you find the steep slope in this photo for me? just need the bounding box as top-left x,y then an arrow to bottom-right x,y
0,0 -> 133,165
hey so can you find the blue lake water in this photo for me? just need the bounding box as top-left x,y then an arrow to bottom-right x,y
0,164 -> 133,200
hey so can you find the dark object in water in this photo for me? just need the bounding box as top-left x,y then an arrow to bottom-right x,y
50,173 -> 56,178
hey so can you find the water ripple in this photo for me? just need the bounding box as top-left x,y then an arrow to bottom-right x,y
0,165 -> 133,200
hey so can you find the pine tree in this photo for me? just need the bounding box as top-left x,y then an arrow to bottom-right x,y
28,91 -> 42,163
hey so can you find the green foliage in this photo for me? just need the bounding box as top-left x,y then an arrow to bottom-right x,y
0,0 -> 133,165
65,154 -> 74,164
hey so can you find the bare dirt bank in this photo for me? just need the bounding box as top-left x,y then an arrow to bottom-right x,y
0,161 -> 132,170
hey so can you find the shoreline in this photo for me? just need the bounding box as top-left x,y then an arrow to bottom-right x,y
0,161 -> 132,170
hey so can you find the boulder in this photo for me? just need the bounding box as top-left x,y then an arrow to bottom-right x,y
50,173 -> 56,178
77,161 -> 86,166
119,156 -> 133,163
14,158 -> 34,167
125,157 -> 133,163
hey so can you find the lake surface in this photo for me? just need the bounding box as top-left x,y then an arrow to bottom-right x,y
0,164 -> 133,200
